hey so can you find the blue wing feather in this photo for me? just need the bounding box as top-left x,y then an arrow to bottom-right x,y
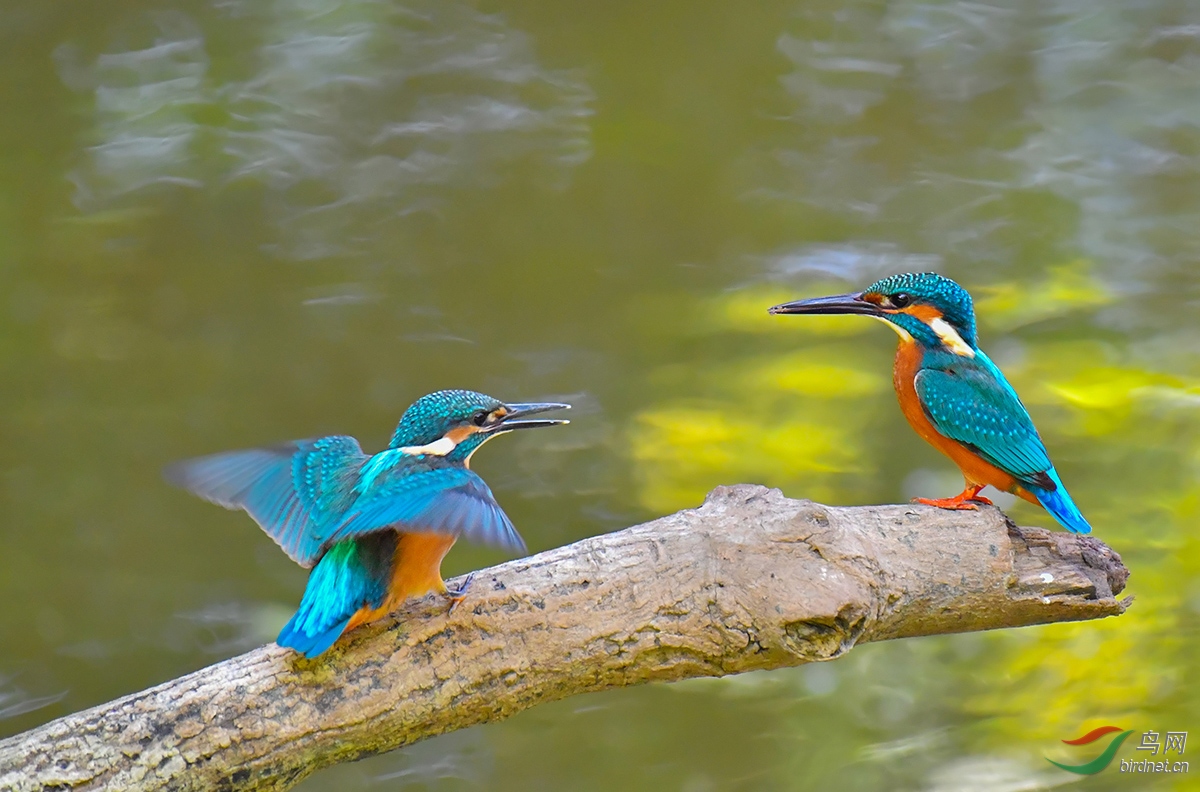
915,351 -> 1092,534
327,467 -> 526,554
165,436 -> 366,567
169,438 -> 526,564
914,351 -> 1052,485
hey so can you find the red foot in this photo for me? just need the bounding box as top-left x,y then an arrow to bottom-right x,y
913,485 -> 993,511
445,571 -> 475,615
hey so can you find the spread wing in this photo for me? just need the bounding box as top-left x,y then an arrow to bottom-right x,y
914,353 -> 1054,489
323,467 -> 526,554
165,436 -> 367,567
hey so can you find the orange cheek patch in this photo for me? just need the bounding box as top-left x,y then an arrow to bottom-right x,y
900,304 -> 943,322
444,425 -> 480,444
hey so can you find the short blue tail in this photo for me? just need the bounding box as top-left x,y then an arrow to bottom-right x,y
274,538 -> 389,658
277,612 -> 352,658
1030,467 -> 1092,535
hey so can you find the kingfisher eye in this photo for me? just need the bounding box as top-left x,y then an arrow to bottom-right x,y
472,410 -> 489,427
890,293 -> 912,308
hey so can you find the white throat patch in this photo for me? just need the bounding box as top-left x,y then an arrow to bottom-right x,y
399,436 -> 457,456
873,315 -> 914,342
929,317 -> 975,357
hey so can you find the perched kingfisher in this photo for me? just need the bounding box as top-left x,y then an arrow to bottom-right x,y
166,389 -> 570,657
768,272 -> 1092,534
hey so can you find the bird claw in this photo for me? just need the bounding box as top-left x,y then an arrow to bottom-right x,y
445,571 -> 475,614
913,487 -> 993,511
913,496 -> 981,511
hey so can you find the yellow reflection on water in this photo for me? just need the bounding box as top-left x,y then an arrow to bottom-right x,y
975,261 -> 1113,331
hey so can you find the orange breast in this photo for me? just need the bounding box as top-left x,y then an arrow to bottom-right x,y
892,342 -> 1037,504
345,532 -> 457,631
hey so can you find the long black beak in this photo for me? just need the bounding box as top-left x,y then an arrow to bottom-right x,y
494,402 -> 571,431
768,292 -> 882,317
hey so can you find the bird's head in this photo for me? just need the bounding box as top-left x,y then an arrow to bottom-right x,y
769,272 -> 978,356
389,389 -> 570,465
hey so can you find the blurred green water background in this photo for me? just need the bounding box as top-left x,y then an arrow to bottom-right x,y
1,0 -> 1198,789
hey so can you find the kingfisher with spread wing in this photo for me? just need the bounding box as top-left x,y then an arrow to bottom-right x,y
167,389 -> 569,657
769,272 -> 1091,534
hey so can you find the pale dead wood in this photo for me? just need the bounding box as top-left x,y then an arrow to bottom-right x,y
0,485 -> 1130,791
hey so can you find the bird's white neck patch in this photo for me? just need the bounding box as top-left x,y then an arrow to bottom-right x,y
929,317 -> 975,357
399,436 -> 457,456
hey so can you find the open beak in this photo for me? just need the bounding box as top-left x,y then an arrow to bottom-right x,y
768,292 -> 883,317
493,402 -> 571,431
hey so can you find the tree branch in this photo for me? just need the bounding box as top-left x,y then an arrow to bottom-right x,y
0,485 -> 1130,792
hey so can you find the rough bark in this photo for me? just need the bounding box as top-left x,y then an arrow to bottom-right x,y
0,485 -> 1130,792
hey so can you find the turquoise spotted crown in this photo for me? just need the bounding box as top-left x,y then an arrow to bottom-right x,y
864,272 -> 977,347
389,389 -> 503,448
